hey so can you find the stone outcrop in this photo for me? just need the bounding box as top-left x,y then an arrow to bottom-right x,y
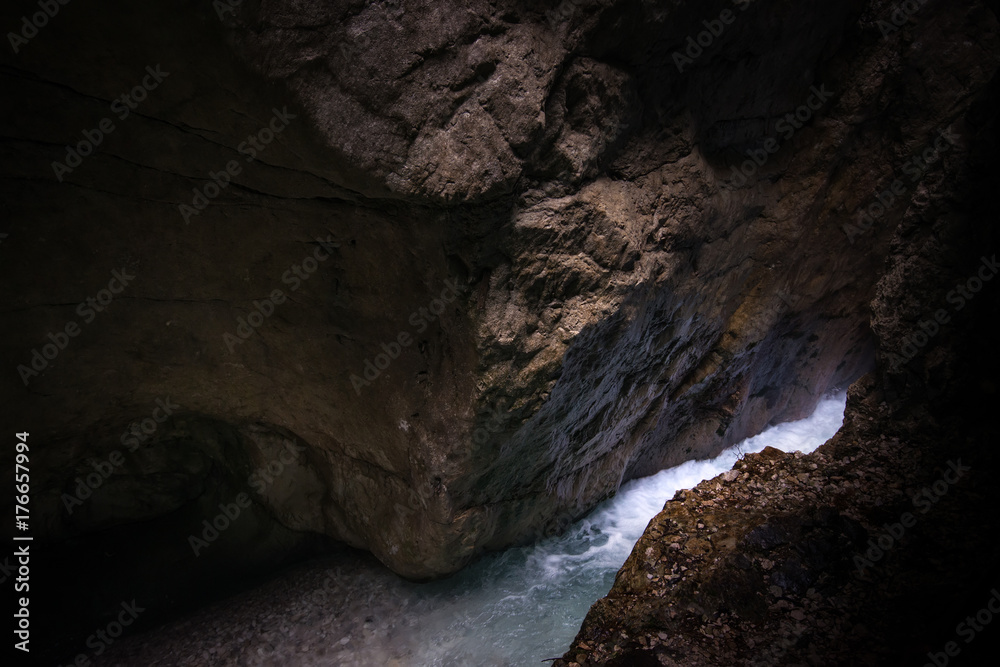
0,0 -> 996,661
557,374 -> 1000,665
558,11 -> 1000,660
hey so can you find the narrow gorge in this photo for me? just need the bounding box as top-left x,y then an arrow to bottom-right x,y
1,0 -> 998,665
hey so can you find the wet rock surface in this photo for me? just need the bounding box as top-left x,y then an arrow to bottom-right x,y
94,551 -> 452,667
558,375 -> 999,665
1,0 -> 998,662
557,23 -> 1000,661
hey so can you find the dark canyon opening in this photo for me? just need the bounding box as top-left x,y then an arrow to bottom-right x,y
1,1 -> 999,665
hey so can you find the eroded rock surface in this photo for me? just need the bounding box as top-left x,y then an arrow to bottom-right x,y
557,378 -> 999,665
558,25 -> 1000,661
1,0 -> 997,660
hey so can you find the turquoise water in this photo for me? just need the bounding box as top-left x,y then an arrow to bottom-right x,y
382,393 -> 848,666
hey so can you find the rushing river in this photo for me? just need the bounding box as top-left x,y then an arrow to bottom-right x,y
103,393 -> 846,667
370,392 -> 847,666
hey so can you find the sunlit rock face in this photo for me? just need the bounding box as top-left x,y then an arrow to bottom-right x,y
2,0 -> 995,658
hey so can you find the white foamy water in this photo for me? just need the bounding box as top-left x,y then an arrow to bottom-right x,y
106,394 -> 846,667
370,392 -> 847,666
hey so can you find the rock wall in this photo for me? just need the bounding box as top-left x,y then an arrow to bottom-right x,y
1,0 -> 996,659
558,2 -> 1000,661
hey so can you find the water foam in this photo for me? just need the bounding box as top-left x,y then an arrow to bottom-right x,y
364,393 -> 847,665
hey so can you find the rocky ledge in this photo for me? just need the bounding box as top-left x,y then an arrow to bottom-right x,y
557,373 -> 999,665
557,61 -> 1000,659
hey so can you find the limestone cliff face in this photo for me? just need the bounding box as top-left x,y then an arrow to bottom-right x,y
557,2 -> 1000,661
1,0 -> 995,656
